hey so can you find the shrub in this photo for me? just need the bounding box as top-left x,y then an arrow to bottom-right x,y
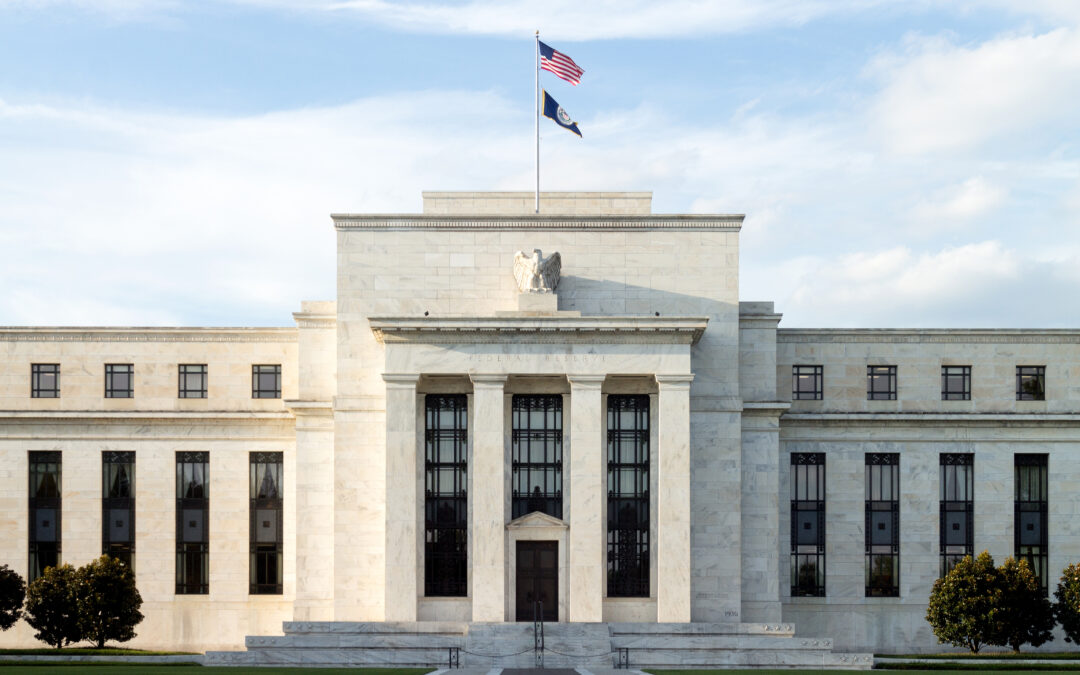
24,564 -> 81,648
0,564 -> 26,631
1055,563 -> 1080,644
74,556 -> 143,648
992,557 -> 1055,653
926,551 -> 1002,653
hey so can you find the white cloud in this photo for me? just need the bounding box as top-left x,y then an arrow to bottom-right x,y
868,27 -> 1080,154
910,176 -> 1006,225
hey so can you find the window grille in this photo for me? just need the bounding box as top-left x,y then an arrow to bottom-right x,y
791,452 -> 825,597
250,452 -> 283,594
941,366 -> 971,401
105,364 -> 134,398
103,451 -> 135,571
252,365 -> 281,399
792,365 -> 823,400
424,395 -> 468,597
865,453 -> 899,597
179,364 -> 208,399
29,451 -> 61,582
31,364 -> 60,398
867,366 -> 897,401
607,395 -> 650,598
512,394 -> 563,519
1017,366 -> 1046,401
1015,454 -> 1048,594
939,453 -> 973,576
176,451 -> 209,594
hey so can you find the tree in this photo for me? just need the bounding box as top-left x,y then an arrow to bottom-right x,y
24,564 -> 81,648
926,551 -> 1002,653
0,565 -> 26,631
1055,563 -> 1080,644
992,557 -> 1055,653
75,556 -> 143,648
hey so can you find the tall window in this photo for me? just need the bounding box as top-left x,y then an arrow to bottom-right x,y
103,451 -> 135,570
250,452 -> 283,594
179,364 -> 208,399
105,364 -> 134,398
512,394 -> 563,519
252,365 -> 281,399
940,453 -> 973,576
607,395 -> 650,598
29,451 -> 61,582
1015,454 -> 1048,594
31,364 -> 60,398
176,452 -> 209,594
867,366 -> 897,401
941,366 -> 971,401
791,453 -> 825,597
424,395 -> 468,597
1017,366 -> 1046,401
792,365 -> 823,400
866,453 -> 899,597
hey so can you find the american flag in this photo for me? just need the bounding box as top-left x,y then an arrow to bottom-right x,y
538,40 -> 584,86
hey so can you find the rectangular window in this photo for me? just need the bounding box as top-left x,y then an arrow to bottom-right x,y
424,395 -> 468,597
250,452 -> 283,594
607,395 -> 650,598
1015,454 -> 1048,594
103,451 -> 135,571
29,451 -> 61,583
866,453 -> 899,597
252,365 -> 281,399
31,364 -> 60,398
105,364 -> 134,398
867,366 -> 897,401
940,453 -> 973,577
176,452 -> 209,594
791,452 -> 825,597
511,394 -> 563,520
792,365 -> 823,400
1017,366 -> 1046,401
179,364 -> 208,399
941,366 -> 971,401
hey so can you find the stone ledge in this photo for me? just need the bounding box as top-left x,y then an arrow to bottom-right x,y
333,214 -> 743,231
369,316 -> 708,345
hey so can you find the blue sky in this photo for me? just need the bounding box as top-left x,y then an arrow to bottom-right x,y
2,1 -> 1079,327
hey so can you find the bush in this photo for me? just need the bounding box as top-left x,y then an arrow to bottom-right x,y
1055,563 -> 1080,644
993,557 -> 1055,653
926,551 -> 1002,653
0,564 -> 26,631
74,556 -> 143,648
24,564 -> 81,648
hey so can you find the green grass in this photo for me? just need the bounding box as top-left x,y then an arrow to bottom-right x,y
0,667 -> 431,674
878,665 -> 1080,671
646,670 -> 1080,674
0,648 -> 198,656
879,653 -> 1080,660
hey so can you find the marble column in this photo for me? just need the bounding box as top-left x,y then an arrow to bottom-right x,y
567,374 -> 605,622
656,373 -> 694,622
470,374 -> 508,622
383,373 -> 420,622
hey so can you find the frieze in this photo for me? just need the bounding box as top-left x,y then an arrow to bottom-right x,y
779,329 -> 1080,344
0,328 -> 297,343
332,214 -> 743,231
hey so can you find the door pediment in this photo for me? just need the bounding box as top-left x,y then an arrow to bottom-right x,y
507,511 -> 568,530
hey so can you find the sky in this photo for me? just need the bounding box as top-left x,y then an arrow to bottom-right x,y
1,1 -> 1079,327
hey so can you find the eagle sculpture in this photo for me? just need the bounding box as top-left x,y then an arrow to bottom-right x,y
513,249 -> 561,293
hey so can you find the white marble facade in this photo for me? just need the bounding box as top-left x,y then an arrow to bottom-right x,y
0,192 -> 1078,654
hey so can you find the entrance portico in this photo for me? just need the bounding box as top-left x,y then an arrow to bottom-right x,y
372,314 -> 705,623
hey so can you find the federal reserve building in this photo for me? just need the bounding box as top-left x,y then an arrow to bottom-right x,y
0,191 -> 1075,667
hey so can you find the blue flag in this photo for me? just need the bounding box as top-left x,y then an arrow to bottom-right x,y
542,90 -> 582,137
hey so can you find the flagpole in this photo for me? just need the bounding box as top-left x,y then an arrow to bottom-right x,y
534,30 -> 540,214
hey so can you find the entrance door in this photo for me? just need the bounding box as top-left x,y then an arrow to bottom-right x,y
515,541 -> 558,622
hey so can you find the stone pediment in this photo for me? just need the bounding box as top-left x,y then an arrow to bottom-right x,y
506,511 -> 568,530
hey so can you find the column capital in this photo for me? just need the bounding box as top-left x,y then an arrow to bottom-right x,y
567,374 -> 606,388
469,373 -> 508,387
655,373 -> 695,388
382,373 -> 421,387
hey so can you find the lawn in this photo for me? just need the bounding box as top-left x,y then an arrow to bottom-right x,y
0,667 -> 431,674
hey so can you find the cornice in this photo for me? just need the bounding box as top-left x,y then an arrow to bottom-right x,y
332,214 -> 743,231
0,327 -> 298,343
0,410 -> 295,422
369,316 -> 708,345
782,412 -> 1080,426
292,313 -> 336,330
778,329 -> 1080,344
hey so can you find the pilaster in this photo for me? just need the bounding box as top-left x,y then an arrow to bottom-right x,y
470,374 -> 508,622
656,373 -> 694,622
567,374 -> 605,621
383,373 -> 420,621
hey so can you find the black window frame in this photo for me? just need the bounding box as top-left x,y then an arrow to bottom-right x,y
424,395 -> 468,597
511,394 -> 563,520
940,453 -> 973,577
176,451 -> 209,595
179,364 -> 208,399
791,452 -> 826,597
29,451 -> 61,583
250,451 -> 283,595
1015,454 -> 1048,594
105,363 -> 134,399
31,364 -> 60,398
251,365 -> 281,399
865,453 -> 900,597
102,451 -> 135,571
867,366 -> 897,401
607,394 -> 650,598
941,366 -> 971,401
1017,366 -> 1046,401
792,365 -> 823,400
